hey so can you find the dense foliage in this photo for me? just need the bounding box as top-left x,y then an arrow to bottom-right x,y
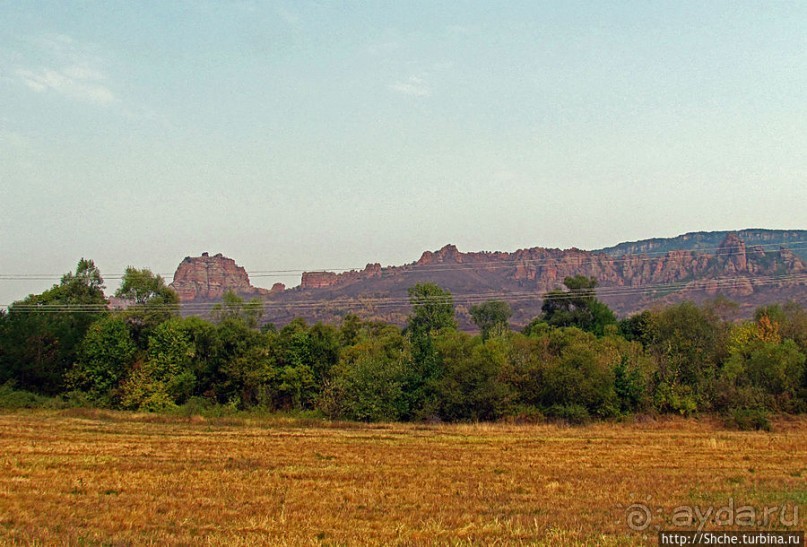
2,264 -> 806,425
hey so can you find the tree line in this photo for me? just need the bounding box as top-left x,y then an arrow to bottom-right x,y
1,259 -> 805,428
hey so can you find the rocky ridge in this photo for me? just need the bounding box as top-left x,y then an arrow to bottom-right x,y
598,229 -> 807,261
290,233 -> 804,297
170,231 -> 807,326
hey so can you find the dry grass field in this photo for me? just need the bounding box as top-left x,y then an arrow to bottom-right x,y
0,410 -> 804,545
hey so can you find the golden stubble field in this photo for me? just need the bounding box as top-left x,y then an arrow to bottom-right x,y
0,410 -> 804,545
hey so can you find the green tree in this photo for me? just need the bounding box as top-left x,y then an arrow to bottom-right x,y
618,310 -> 657,346
115,267 -> 180,348
211,290 -> 263,329
405,283 -> 457,418
116,267 -> 175,305
607,335 -> 655,414
649,302 -> 724,413
537,328 -> 620,419
211,315 -> 272,407
120,318 -> 197,411
435,331 -> 513,421
718,315 -> 806,412
498,332 -> 546,410
339,320 -> 408,366
273,364 -> 317,410
219,338 -> 274,408
263,319 -> 325,410
339,313 -> 363,347
540,276 -> 616,336
744,340 -> 805,409
67,315 -> 137,404
0,259 -> 107,394
307,322 -> 341,383
407,283 -> 457,336
175,316 -> 220,398
469,300 -> 512,340
320,356 -> 409,422
320,323 -> 410,421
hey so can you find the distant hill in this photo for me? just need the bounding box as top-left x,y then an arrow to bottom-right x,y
171,230 -> 807,329
597,229 -> 807,261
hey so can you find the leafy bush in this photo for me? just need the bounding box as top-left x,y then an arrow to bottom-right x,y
538,329 -> 620,418
0,383 -> 51,408
435,333 -> 513,422
725,408 -> 772,431
173,396 -> 215,416
319,356 -> 409,422
67,315 -> 136,403
545,404 -> 591,425
653,382 -> 698,416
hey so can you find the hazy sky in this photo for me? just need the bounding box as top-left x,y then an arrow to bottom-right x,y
1,1 -> 805,305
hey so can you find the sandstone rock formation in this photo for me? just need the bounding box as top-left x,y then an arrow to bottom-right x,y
297,233 -> 805,298
287,233 -> 806,321
300,271 -> 339,289
300,263 -> 382,289
600,229 -> 807,261
173,231 -> 807,327
171,253 -> 270,300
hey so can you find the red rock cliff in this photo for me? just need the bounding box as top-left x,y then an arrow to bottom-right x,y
171,253 -> 271,301
300,263 -> 382,289
295,234 -> 806,300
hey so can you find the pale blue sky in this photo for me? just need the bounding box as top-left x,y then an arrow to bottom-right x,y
1,1 -> 805,304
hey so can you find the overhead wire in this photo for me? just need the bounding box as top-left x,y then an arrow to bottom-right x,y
2,239 -> 805,313
4,272 -> 806,314
0,240 -> 805,282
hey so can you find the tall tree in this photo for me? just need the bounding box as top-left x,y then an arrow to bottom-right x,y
0,259 -> 107,394
649,302 -> 724,413
470,300 -> 512,340
116,266 -> 176,306
405,283 -> 457,418
66,315 -> 137,404
406,283 -> 457,336
541,276 -> 616,336
120,318 -> 198,411
211,290 -> 263,329
115,267 -> 179,346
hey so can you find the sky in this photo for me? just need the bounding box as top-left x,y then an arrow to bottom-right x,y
1,1 -> 805,306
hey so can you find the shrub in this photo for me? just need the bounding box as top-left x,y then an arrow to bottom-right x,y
725,408 -> 772,431
173,396 -> 215,416
0,383 -> 50,409
436,334 -> 513,422
545,404 -> 591,425
539,329 -> 619,418
319,356 -> 409,422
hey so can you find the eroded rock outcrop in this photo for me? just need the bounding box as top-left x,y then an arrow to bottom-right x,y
295,234 -> 806,300
172,232 -> 807,326
171,253 -> 270,300
300,263 -> 382,289
718,233 -> 748,274
301,271 -> 339,289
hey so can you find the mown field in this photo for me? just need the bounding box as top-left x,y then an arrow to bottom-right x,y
0,411 -> 804,545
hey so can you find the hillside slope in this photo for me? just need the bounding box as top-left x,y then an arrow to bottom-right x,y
171,230 -> 807,329
598,229 -> 807,261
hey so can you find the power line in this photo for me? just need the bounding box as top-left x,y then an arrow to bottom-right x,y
0,240 -> 804,282
2,240 -> 805,313
4,273 -> 806,314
